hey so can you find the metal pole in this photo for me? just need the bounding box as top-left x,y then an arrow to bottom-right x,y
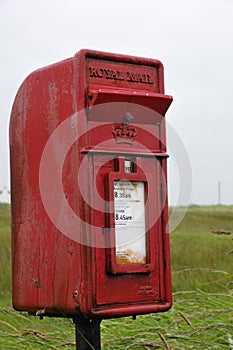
73,316 -> 101,350
218,181 -> 221,205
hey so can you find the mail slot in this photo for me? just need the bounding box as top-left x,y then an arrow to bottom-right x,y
10,49 -> 173,319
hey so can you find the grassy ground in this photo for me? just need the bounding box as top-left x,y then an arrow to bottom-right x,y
0,204 -> 233,349
1,292 -> 233,349
170,205 -> 233,293
0,203 -> 11,307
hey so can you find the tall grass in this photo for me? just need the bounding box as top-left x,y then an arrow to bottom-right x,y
170,205 -> 233,293
0,203 -> 11,307
0,204 -> 233,349
0,290 -> 233,349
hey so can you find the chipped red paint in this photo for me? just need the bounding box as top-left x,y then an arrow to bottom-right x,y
10,49 -> 173,319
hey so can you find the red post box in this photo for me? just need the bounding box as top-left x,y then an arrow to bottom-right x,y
10,49 -> 173,320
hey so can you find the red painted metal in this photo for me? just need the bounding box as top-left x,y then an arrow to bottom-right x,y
10,49 -> 173,319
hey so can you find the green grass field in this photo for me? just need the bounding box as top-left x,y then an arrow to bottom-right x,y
0,203 -> 11,307
0,204 -> 233,349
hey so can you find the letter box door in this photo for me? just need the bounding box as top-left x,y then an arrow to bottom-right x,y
83,147 -> 171,317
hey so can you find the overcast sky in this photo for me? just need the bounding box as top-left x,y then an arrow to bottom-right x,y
1,0 -> 233,205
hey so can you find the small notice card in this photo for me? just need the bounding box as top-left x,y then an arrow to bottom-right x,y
114,180 -> 146,264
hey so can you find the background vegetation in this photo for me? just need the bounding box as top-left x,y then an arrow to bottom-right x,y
0,204 -> 233,349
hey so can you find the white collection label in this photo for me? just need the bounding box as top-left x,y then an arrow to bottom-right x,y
114,180 -> 146,264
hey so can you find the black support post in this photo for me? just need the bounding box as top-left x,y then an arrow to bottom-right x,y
73,317 -> 101,350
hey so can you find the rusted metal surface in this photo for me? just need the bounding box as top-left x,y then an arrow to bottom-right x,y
10,49 -> 173,319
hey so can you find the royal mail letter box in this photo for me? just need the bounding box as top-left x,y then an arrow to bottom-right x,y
10,49 -> 173,319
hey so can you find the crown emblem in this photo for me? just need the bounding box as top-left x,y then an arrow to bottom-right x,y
112,123 -> 137,144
